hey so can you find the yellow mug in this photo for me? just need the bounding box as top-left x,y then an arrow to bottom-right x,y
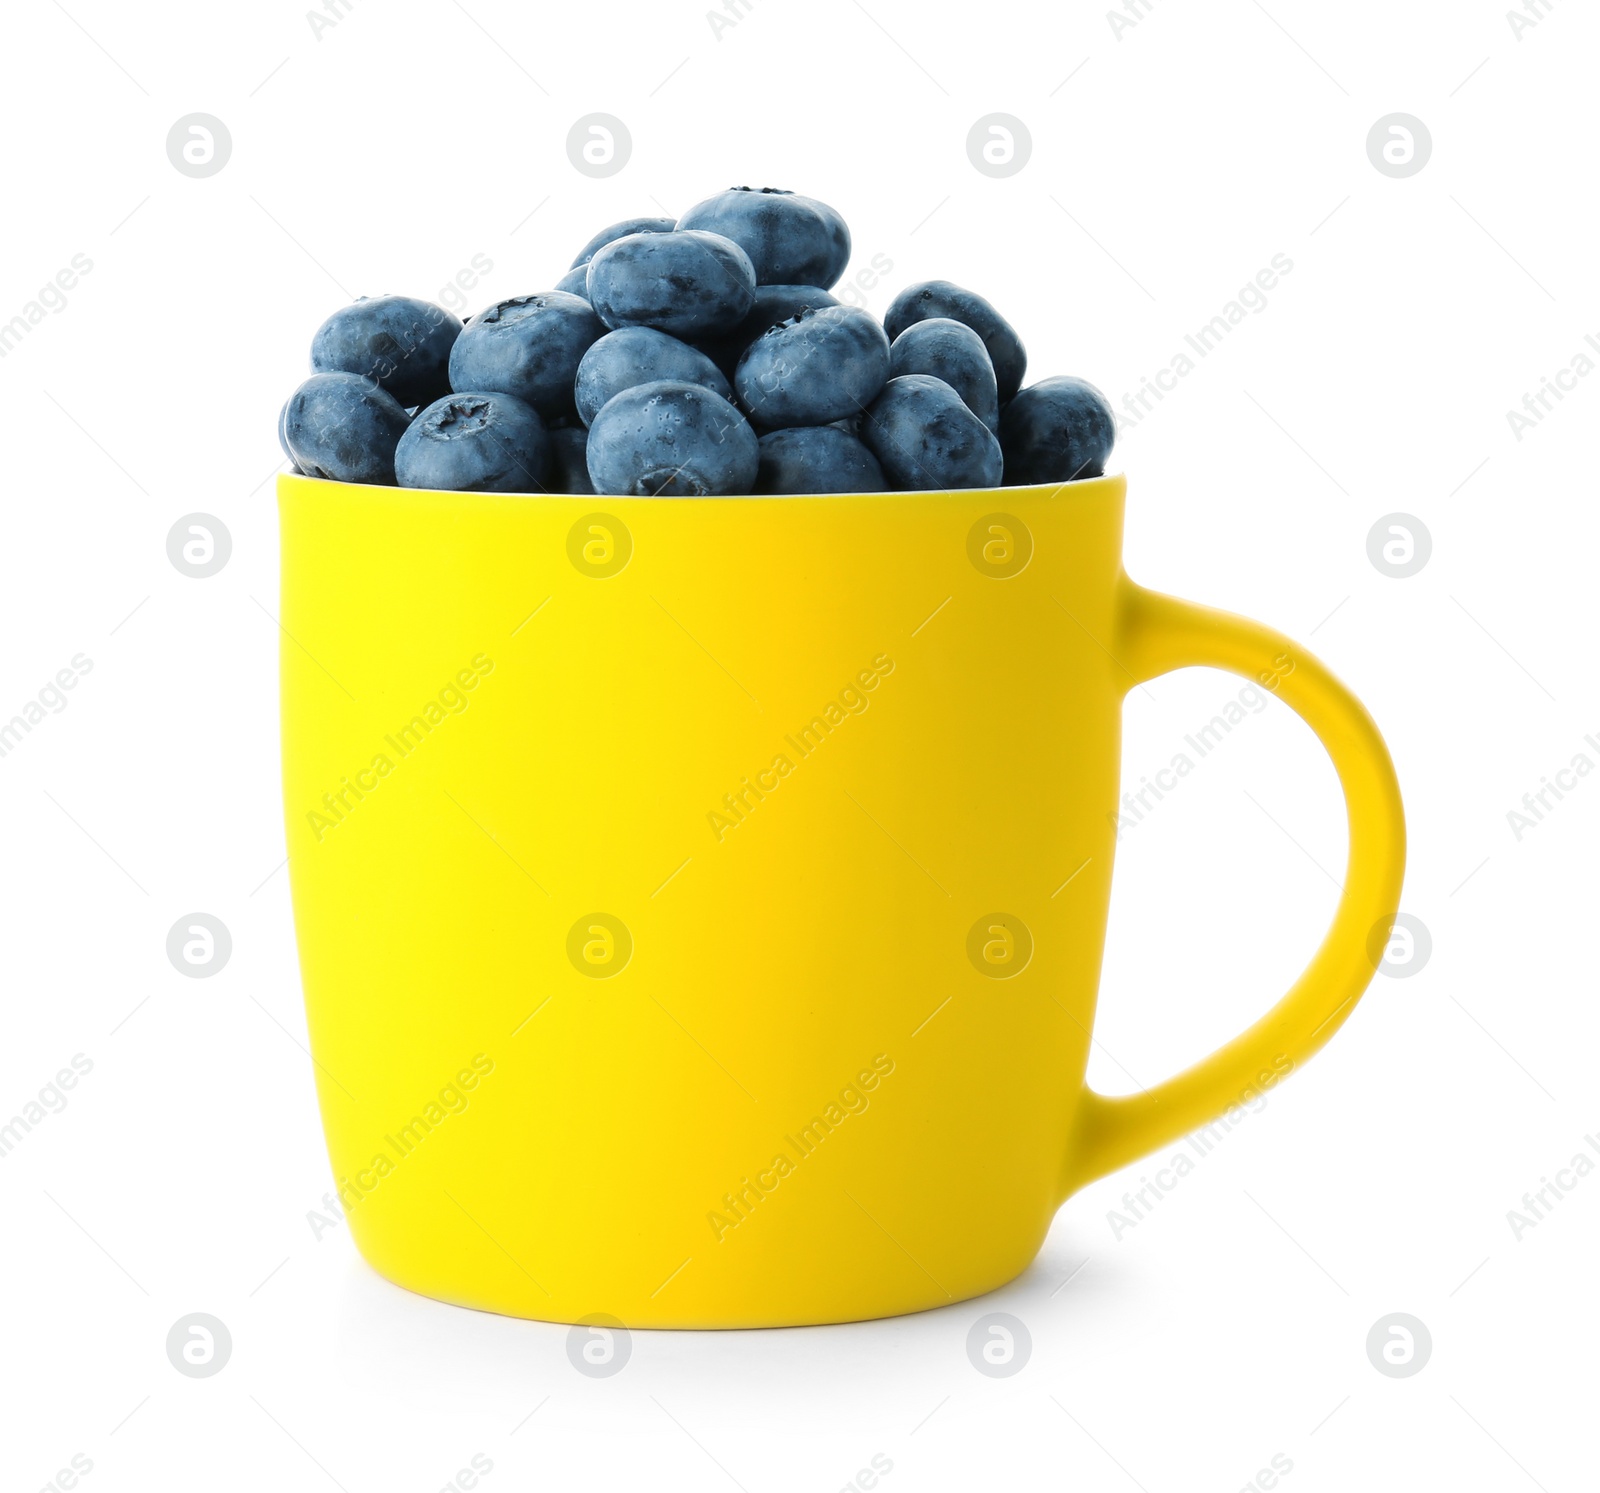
278,470 -> 1404,1328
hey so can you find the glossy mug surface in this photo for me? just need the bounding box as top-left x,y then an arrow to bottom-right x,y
278,472 -> 1404,1328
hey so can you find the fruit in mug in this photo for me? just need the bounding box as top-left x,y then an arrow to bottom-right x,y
586,380 -> 758,496
394,392 -> 549,492
447,292 -> 605,423
586,230 -> 757,338
755,426 -> 885,494
888,317 -> 999,433
284,372 -> 411,485
1000,376 -> 1116,485
546,426 -> 595,495
570,215 -> 677,269
310,294 -> 461,409
281,187 -> 1114,495
574,326 -> 733,428
883,280 -> 1026,402
695,284 -> 839,376
677,187 -> 850,289
861,374 -> 1003,491
734,305 -> 890,429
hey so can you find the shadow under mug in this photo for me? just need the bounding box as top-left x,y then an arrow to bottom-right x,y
278,471 -> 1404,1328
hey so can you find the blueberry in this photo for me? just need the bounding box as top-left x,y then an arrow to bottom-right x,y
394,392 -> 549,493
586,230 -> 756,338
695,283 -> 839,377
574,326 -> 732,427
284,373 -> 411,485
734,305 -> 890,429
889,317 -> 999,433
861,374 -> 1003,491
310,295 -> 461,409
570,215 -> 676,269
755,426 -> 886,495
883,281 -> 1026,402
586,380 -> 758,496
447,292 -> 605,423
1000,376 -> 1115,486
555,265 -> 591,301
278,398 -> 303,474
677,187 -> 850,289
547,426 -> 595,495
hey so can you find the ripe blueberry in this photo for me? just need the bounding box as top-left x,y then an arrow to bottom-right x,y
310,295 -> 461,409
999,376 -> 1115,486
575,327 -> 732,428
586,380 -> 758,496
284,373 -> 411,485
861,374 -> 1003,491
586,230 -> 757,339
884,281 -> 1027,402
677,187 -> 850,288
889,318 -> 999,433
394,392 -> 549,493
734,305 -> 889,429
447,292 -> 605,423
755,426 -> 886,494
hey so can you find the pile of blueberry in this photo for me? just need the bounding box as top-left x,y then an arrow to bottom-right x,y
278,187 -> 1115,497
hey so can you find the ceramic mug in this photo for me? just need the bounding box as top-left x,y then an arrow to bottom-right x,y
278,471 -> 1404,1328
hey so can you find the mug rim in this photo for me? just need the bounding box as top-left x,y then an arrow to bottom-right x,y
279,471 -> 1126,504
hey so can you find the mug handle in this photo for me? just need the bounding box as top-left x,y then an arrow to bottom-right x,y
1063,581 -> 1407,1193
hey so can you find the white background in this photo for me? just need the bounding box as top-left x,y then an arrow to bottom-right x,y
2,0 -> 1596,1488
